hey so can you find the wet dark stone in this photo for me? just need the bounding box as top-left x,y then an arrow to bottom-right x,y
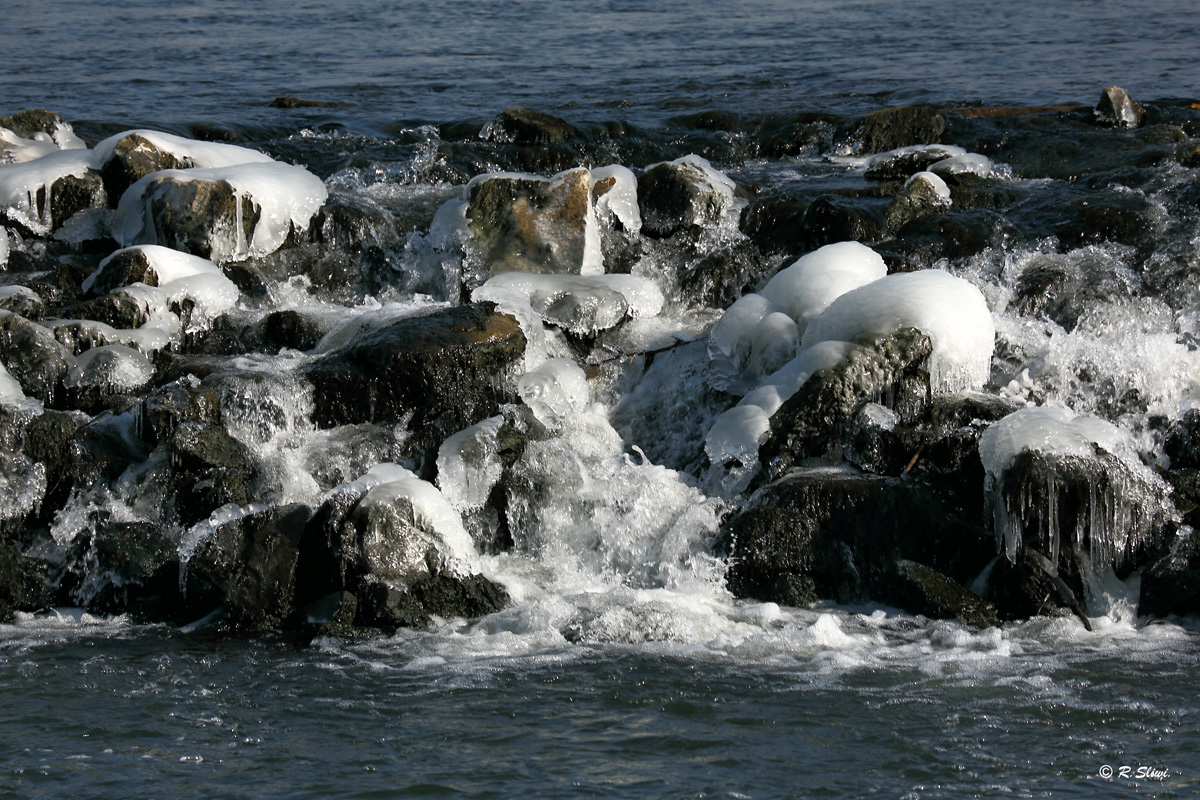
48,172 -> 107,231
1164,410 -> 1200,470
880,210 -> 1009,269
63,520 -> 193,620
757,328 -> 933,484
0,287 -> 44,319
82,248 -> 157,296
63,289 -> 151,330
740,193 -> 809,256
985,551 -> 1073,620
97,133 -> 185,202
168,422 -> 256,526
885,174 -> 949,234
253,309 -> 327,352
1054,195 -> 1155,252
0,537 -> 54,622
1011,250 -> 1137,332
841,106 -> 946,155
758,114 -> 837,158
877,560 -> 998,626
0,109 -> 71,139
137,379 -> 222,448
268,96 -> 343,109
0,312 -> 73,406
638,160 -> 731,239
679,240 -> 772,309
188,503 -> 314,633
1095,86 -> 1145,129
21,408 -> 91,521
721,471 -> 994,609
1139,528 -> 1200,617
304,303 -> 526,453
487,108 -> 582,145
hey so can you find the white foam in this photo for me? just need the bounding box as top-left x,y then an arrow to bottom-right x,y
802,269 -> 995,393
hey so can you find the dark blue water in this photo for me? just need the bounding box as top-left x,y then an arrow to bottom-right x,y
4,0 -> 1200,797
4,0 -> 1198,132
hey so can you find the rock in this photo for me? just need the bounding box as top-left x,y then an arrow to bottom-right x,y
304,303 -> 526,452
1139,528 -> 1200,617
679,240 -> 772,309
1164,410 -> 1200,469
721,470 -> 994,608
47,171 -> 108,231
80,247 -> 159,296
123,175 -> 260,262
1095,86 -> 1145,129
865,145 -> 966,181
19,408 -> 91,520
267,96 -> 343,109
0,536 -> 54,622
638,156 -> 735,238
136,378 -> 222,447
485,108 -> 581,145
0,109 -> 72,140
0,312 -> 73,406
757,328 -> 933,483
1011,250 -> 1138,332
740,193 -> 809,256
251,309 -> 327,352
842,106 -> 946,155
465,168 -> 592,275
188,503 -> 313,632
61,519 -> 190,619
168,422 -> 256,526
1054,194 -> 1155,252
796,196 -> 884,249
885,172 -> 951,233
63,288 -> 153,330
877,559 -> 999,626
0,286 -> 45,319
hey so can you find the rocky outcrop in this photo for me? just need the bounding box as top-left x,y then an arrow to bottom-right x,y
842,106 -> 946,155
638,156 -> 735,238
0,312 -> 74,406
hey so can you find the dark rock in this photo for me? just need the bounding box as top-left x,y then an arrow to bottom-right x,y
865,145 -> 963,181
188,503 -> 313,632
796,196 -> 884,249
877,560 -> 998,625
81,247 -> 157,296
63,288 -> 153,330
759,114 -> 837,158
252,309 -> 327,352
1095,86 -> 1145,129
168,422 -> 256,526
20,408 -> 91,520
879,210 -> 1008,269
1139,528 -> 1200,617
136,378 -> 222,447
842,106 -> 946,155
740,193 -> 809,256
0,312 -> 73,406
304,303 -> 526,452
48,172 -> 108,231
885,173 -> 950,234
268,96 -> 343,109
97,133 -> 186,202
1164,410 -> 1200,470
1011,250 -> 1138,332
486,108 -> 581,145
0,286 -> 45,319
133,176 -> 260,262
1054,195 -> 1155,252
722,470 -> 994,608
757,328 -> 933,484
0,537 -> 54,622
62,519 -> 191,619
0,109 -> 71,139
465,169 -> 592,276
679,240 -> 772,309
638,158 -> 733,238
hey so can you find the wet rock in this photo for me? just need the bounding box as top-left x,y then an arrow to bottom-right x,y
1139,528 -> 1200,617
1053,194 -> 1155,252
885,172 -> 951,234
1164,410 -> 1200,470
267,96 -> 343,109
878,210 -> 1008,269
485,108 -> 582,145
842,106 -> 946,155
757,328 -> 933,484
0,537 -> 54,622
188,503 -> 314,632
81,247 -> 158,296
63,288 -> 153,330
128,176 -> 261,262
721,470 -> 994,608
1095,86 -> 1145,129
305,303 -> 526,453
0,286 -> 45,319
0,109 -> 71,140
137,378 -> 222,447
799,196 -> 884,248
251,309 -> 327,352
1011,249 -> 1139,332
168,422 -> 256,526
877,560 -> 999,626
97,132 -> 187,201
679,240 -> 772,309
758,114 -> 837,158
47,171 -> 108,232
740,193 -> 809,256
865,145 -> 966,181
465,168 -> 592,275
19,408 -> 91,520
62,519 -> 191,619
0,312 -> 73,406
638,156 -> 734,238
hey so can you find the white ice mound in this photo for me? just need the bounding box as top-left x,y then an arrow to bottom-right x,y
708,242 -> 886,392
65,345 -> 155,392
802,269 -> 995,393
92,129 -> 275,170
356,463 -> 478,572
518,357 -> 591,430
978,406 -> 1141,479
867,144 -> 967,172
112,161 -> 328,262
930,152 -> 994,179
0,149 -> 94,235
758,241 -> 888,333
437,416 -> 506,513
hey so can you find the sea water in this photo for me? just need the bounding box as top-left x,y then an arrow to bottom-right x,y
3,0 -> 1200,796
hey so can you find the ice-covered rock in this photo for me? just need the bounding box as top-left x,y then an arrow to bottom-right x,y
0,109 -> 85,164
1095,86 -> 1145,129
93,129 -> 274,199
0,149 -> 106,235
112,161 -> 328,263
474,271 -> 664,340
638,154 -> 739,238
929,152 -> 995,180
0,311 -> 74,406
64,344 -> 154,394
802,269 -> 995,394
865,144 -> 967,180
886,171 -> 952,232
759,241 -> 888,334
978,406 -> 1173,568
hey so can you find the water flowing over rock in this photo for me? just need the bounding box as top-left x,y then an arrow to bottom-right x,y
1095,86 -> 1145,129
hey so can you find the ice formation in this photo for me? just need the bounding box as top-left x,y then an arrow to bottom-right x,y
904,171 -> 952,204
0,120 -> 85,164
930,152 -> 995,178
475,272 -> 664,338
518,358 -> 591,430
92,129 -> 275,170
758,241 -> 889,334
65,345 -> 155,393
111,161 -> 328,263
978,406 -> 1168,565
437,416 -> 506,512
590,164 -> 642,234
0,149 -> 95,235
803,270 -> 995,393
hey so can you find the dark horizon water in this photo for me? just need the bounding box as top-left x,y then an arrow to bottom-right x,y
4,0 -> 1198,133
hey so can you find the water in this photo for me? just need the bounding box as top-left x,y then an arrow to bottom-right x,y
4,0 -> 1200,796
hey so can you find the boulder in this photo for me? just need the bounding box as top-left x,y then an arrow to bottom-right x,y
885,172 -> 951,233
485,108 -> 582,145
0,312 -> 73,406
465,168 -> 593,275
842,106 -> 946,155
120,175 -> 260,261
638,155 -> 735,238
0,536 -> 54,622
1139,528 -> 1200,617
679,240 -> 772,309
187,503 -> 314,632
168,421 -> 256,526
304,303 -> 526,452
